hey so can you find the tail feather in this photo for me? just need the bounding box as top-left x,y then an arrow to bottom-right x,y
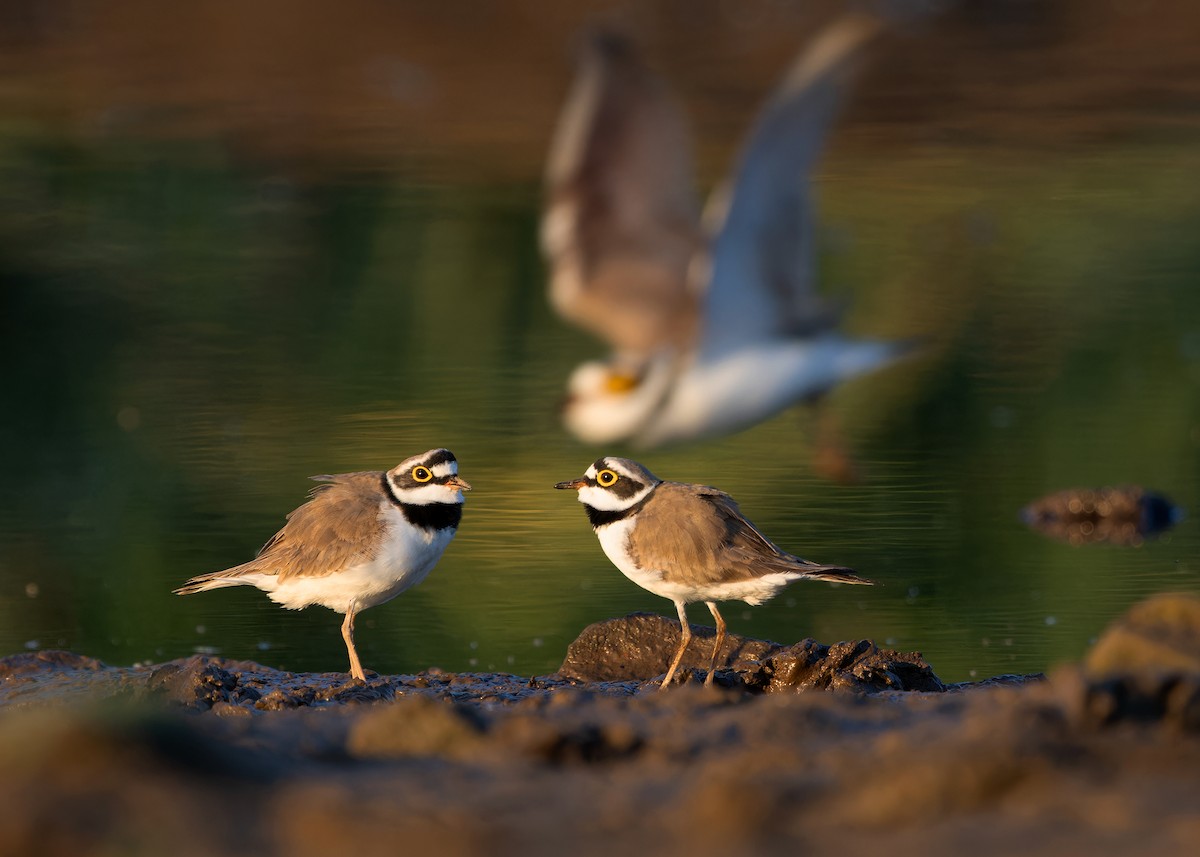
793,562 -> 874,586
173,566 -> 258,596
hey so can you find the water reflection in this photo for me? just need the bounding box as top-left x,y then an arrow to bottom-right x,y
0,2 -> 1198,684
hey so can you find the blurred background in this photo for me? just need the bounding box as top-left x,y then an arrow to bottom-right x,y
1,0 -> 1197,683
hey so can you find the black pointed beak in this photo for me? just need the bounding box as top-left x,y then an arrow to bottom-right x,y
554,478 -> 588,490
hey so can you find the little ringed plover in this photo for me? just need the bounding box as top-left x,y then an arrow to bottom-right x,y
174,448 -> 470,681
555,456 -> 871,689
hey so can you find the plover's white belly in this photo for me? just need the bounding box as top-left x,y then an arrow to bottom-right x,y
596,518 -> 799,606
597,518 -> 673,597
669,573 -> 800,606
250,506 -> 456,613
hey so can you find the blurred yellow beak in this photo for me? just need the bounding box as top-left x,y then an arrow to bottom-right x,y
604,371 -> 639,394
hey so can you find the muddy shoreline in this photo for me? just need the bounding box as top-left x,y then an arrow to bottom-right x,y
2,599 -> 1199,856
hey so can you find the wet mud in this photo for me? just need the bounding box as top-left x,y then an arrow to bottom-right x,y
2,596 -> 1199,857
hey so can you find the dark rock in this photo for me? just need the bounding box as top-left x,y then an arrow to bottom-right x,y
1079,672 -> 1200,729
558,613 -> 944,692
1084,591 -> 1200,679
0,650 -> 106,677
0,652 -> 146,708
313,678 -> 398,705
147,658 -> 241,710
254,687 -> 317,711
640,665 -> 757,693
558,612 -> 781,682
1020,486 -> 1183,546
1062,592 -> 1200,730
760,638 -> 946,693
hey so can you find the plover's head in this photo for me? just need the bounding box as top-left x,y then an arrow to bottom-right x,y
386,449 -> 471,505
554,456 -> 661,518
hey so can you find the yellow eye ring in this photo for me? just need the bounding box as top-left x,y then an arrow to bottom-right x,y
596,469 -> 619,487
412,466 -> 433,483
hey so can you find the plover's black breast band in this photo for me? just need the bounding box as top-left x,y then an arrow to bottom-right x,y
400,502 -> 463,531
585,493 -> 652,529
382,471 -> 463,530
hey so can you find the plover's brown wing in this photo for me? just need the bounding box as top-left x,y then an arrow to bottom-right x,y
624,482 -> 763,587
698,14 -> 883,359
268,472 -> 388,582
629,481 -> 870,586
541,31 -> 703,359
174,472 -> 386,594
708,489 -> 872,584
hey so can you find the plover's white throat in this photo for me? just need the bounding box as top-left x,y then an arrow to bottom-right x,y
175,448 -> 470,681
542,15 -> 914,450
556,456 -> 872,688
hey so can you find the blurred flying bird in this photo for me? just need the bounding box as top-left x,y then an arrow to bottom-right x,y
541,14 -> 913,450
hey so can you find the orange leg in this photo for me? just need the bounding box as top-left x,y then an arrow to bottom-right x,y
341,599 -> 366,681
660,601 -> 692,691
704,601 -> 727,687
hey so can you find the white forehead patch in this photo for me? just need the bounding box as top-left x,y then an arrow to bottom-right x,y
605,460 -> 637,478
592,459 -> 643,481
397,450 -> 458,474
583,459 -> 624,483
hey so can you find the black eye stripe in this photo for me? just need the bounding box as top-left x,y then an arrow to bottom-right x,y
585,471 -> 643,496
609,475 -> 645,498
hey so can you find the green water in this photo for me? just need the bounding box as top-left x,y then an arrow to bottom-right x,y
2,127 -> 1198,683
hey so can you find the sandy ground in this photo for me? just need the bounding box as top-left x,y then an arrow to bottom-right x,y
2,596 -> 1199,856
